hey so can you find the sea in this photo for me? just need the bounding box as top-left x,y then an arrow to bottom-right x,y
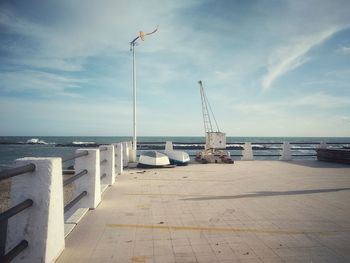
1,136 -> 349,170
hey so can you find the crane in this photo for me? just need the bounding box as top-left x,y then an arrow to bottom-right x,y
196,80 -> 234,164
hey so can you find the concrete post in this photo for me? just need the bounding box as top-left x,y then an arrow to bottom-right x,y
73,149 -> 101,210
6,158 -> 64,263
165,141 -> 173,152
99,145 -> 115,186
113,143 -> 123,175
241,142 -> 253,160
122,142 -> 129,167
318,141 -> 328,149
280,142 -> 292,161
127,141 -> 134,162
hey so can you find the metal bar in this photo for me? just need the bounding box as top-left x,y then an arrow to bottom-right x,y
253,154 -> 281,157
291,148 -> 316,150
252,148 -> 282,150
100,159 -> 107,165
63,170 -> 88,187
0,199 -> 33,223
0,240 -> 28,263
101,173 -> 106,179
0,220 -> 7,256
0,164 -> 35,182
64,191 -> 87,213
63,170 -> 75,175
62,151 -> 88,163
289,142 -> 320,145
292,154 -> 317,157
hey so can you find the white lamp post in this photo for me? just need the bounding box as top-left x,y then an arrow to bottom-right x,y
129,26 -> 158,162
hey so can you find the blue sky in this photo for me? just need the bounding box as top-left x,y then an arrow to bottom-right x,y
0,0 -> 349,136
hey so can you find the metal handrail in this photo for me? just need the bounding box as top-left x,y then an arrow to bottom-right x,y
0,164 -> 35,182
0,199 -> 33,223
0,240 -> 28,263
64,191 -> 87,213
62,151 -> 88,163
63,170 -> 88,187
63,170 -> 75,175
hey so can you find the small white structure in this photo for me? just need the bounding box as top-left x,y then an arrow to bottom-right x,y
122,142 -> 130,167
113,143 -> 123,175
73,149 -> 101,210
241,142 -> 253,161
7,158 -> 65,263
280,142 -> 292,161
206,132 -> 226,150
99,145 -> 115,186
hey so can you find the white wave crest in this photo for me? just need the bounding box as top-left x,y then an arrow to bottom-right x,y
72,141 -> 96,145
26,138 -> 48,144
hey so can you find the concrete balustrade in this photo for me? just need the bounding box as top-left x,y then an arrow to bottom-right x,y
7,158 -> 65,263
122,142 -> 130,167
113,143 -> 123,176
2,142 -> 125,262
73,149 -> 101,210
280,142 -> 292,161
99,145 -> 115,186
241,142 -> 253,160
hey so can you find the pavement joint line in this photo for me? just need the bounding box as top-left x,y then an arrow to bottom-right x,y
128,178 -> 242,182
125,193 -> 209,197
106,223 -> 336,236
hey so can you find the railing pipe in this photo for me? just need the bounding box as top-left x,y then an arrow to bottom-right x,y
63,170 -> 75,175
62,151 -> 88,163
0,240 -> 28,263
63,169 -> 88,187
64,191 -> 87,213
0,164 -> 35,182
0,199 -> 33,223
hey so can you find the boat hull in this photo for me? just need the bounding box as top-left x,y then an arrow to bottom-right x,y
138,151 -> 170,168
164,150 -> 190,166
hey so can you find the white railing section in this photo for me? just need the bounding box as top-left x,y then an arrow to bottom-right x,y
1,142 -> 129,263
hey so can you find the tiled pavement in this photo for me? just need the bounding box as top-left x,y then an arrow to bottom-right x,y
56,161 -> 350,263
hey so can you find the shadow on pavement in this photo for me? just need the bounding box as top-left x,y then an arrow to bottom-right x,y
284,160 -> 350,168
182,188 -> 350,201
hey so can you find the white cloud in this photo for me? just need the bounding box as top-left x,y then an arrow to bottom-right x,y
0,96 -> 133,135
262,28 -> 342,91
293,92 -> 350,108
341,46 -> 350,54
0,70 -> 85,97
232,92 -> 350,115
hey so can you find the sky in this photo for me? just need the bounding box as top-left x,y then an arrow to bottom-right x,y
0,0 -> 349,137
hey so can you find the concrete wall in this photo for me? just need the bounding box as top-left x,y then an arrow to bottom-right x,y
7,158 -> 65,263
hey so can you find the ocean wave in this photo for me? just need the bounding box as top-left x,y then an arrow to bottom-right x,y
72,141 -> 96,145
26,138 -> 49,144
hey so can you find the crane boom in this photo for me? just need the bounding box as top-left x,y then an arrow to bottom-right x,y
198,80 -> 213,135
195,81 -> 234,164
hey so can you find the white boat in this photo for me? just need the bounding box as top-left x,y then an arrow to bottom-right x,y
137,151 -> 170,168
164,141 -> 190,166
